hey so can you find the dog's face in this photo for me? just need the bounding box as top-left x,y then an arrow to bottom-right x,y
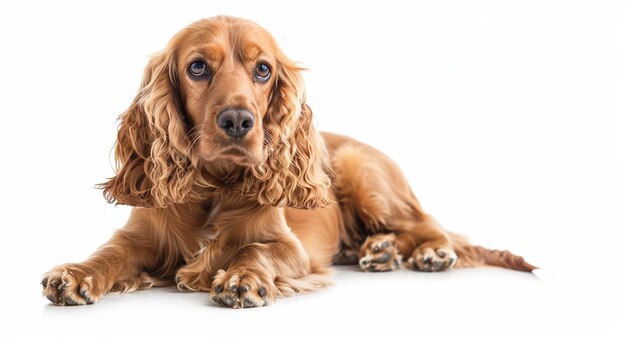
175,18 -> 279,166
102,16 -> 330,209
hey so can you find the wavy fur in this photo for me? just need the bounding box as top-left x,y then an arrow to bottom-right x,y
99,49 -> 203,208
42,16 -> 534,309
100,23 -> 329,210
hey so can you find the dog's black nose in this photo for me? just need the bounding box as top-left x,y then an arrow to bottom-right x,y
217,109 -> 255,138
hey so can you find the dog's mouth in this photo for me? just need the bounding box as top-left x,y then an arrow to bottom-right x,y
204,142 -> 266,167
219,145 -> 253,163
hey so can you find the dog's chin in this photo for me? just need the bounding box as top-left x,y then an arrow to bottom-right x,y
201,146 -> 265,167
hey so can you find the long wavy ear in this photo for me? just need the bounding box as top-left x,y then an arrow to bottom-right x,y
245,59 -> 331,209
99,51 -> 196,208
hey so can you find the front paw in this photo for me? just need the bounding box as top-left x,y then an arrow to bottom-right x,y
408,245 -> 457,272
41,264 -> 104,305
210,268 -> 276,308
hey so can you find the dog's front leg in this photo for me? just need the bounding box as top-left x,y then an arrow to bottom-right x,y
209,234 -> 314,308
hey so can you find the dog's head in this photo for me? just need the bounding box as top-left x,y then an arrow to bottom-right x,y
101,16 -> 330,209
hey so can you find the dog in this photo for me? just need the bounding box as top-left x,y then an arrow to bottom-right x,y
42,16 -> 535,308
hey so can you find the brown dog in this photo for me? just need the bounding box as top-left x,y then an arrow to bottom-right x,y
41,16 -> 535,308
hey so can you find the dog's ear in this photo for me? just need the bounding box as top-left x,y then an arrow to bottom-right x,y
99,51 -> 196,208
245,58 -> 331,209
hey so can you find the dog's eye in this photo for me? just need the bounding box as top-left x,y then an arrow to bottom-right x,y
189,61 -> 209,78
254,63 -> 271,82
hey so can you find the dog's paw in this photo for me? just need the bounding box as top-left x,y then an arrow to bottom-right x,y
358,233 -> 402,272
210,268 -> 276,308
408,245 -> 457,272
41,264 -> 104,306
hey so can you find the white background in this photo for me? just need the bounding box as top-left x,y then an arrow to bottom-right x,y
1,0 -> 625,349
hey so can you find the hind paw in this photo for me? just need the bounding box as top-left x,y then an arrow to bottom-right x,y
408,245 -> 457,272
358,233 -> 402,272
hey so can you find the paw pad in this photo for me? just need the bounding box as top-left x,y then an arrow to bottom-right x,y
358,233 -> 402,272
409,246 -> 457,272
210,269 -> 274,309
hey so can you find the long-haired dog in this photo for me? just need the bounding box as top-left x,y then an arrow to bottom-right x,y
42,16 -> 535,308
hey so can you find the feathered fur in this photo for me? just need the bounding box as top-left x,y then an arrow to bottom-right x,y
42,16 -> 535,308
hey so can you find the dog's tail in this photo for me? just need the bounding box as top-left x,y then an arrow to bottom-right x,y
451,234 -> 537,272
275,265 -> 333,296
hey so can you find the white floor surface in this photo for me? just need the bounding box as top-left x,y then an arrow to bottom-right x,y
2,1 -> 625,350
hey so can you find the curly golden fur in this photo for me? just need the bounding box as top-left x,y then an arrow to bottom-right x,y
42,16 -> 535,308
100,19 -> 329,210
